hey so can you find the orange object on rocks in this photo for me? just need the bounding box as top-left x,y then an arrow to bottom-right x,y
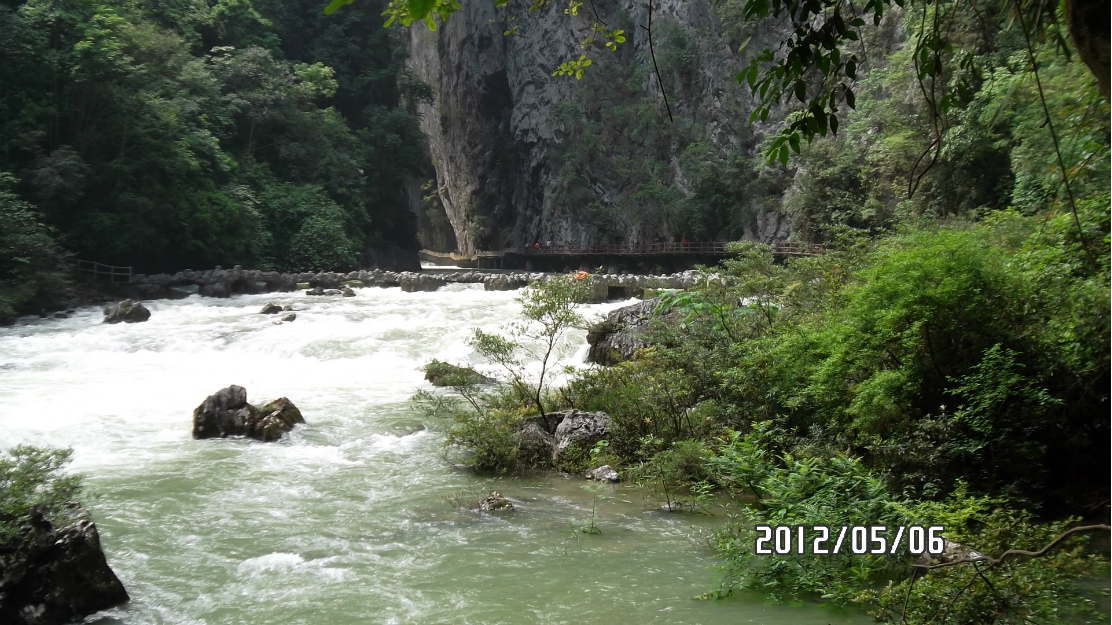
574,270 -> 588,281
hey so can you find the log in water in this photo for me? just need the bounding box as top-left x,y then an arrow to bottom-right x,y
0,286 -> 867,624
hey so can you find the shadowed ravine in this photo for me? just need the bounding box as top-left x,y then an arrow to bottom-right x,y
0,286 -> 868,624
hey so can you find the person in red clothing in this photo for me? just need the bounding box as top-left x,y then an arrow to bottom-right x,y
681,237 -> 688,247
534,242 -> 540,250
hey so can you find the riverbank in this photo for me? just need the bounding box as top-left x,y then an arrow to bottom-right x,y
24,266 -> 717,324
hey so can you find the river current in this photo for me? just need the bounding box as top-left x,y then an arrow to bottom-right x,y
0,285 -> 867,624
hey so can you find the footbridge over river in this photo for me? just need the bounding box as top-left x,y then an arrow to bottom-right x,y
420,241 -> 824,271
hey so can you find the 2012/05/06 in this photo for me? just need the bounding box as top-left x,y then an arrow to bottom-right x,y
754,525 -> 946,556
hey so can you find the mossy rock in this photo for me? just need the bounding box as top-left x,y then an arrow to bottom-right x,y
423,360 -> 495,386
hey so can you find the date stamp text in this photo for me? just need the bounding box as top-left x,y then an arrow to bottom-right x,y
754,525 -> 946,555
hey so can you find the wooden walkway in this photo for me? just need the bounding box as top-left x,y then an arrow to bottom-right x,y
493,241 -> 824,256
75,259 -> 132,282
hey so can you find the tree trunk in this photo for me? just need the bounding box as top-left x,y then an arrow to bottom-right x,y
1066,0 -> 1110,97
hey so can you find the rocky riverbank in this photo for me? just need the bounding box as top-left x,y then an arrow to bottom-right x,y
70,267 -> 717,308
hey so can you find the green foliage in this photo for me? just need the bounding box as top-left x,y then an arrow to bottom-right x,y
0,446 -> 84,544
0,0 -> 424,275
0,173 -> 71,323
868,496 -> 1106,624
416,276 -> 591,473
709,442 -> 906,603
470,275 -> 590,418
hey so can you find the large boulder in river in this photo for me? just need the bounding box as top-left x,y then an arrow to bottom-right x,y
102,299 -> 150,324
0,507 -> 129,625
586,299 -> 659,365
191,385 -> 305,441
551,409 -> 610,464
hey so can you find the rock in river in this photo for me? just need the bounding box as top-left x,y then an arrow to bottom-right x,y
191,385 -> 305,442
585,465 -> 620,482
0,507 -> 129,625
102,299 -> 150,324
259,303 -> 283,314
551,409 -> 610,463
476,492 -> 514,512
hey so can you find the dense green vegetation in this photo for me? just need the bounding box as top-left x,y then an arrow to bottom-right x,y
419,2 -> 1109,621
0,0 -> 427,319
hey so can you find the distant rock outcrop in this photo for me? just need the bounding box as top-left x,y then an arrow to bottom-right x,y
102,299 -> 150,324
191,385 -> 305,442
0,507 -> 129,625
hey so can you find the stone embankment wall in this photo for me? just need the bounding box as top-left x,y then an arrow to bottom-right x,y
118,266 -> 713,303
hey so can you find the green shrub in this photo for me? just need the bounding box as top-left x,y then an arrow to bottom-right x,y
0,446 -> 84,544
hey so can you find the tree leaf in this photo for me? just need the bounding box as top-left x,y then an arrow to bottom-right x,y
408,0 -> 436,20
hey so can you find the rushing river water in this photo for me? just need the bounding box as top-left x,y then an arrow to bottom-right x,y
0,286 -> 869,625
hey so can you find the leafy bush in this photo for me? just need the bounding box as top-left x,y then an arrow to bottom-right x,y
0,173 -> 71,323
0,446 -> 84,544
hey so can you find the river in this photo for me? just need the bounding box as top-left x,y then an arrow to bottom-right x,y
0,285 -> 868,624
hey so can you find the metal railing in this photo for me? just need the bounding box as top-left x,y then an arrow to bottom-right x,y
75,259 -> 132,282
514,241 -> 824,256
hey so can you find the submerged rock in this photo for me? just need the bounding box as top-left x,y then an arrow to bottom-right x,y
476,491 -> 514,512
191,385 -> 305,441
0,507 -> 129,625
341,287 -> 356,297
259,303 -> 282,314
102,299 -> 151,324
280,313 -> 296,322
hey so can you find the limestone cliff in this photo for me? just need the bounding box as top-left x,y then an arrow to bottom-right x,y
404,0 -> 792,255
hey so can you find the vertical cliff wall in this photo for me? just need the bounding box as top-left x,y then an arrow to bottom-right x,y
404,0 -> 792,255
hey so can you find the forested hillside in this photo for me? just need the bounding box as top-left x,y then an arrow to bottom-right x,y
0,0 -> 429,319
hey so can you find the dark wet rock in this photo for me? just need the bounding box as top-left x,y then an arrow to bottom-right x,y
260,303 -> 283,314
514,422 -> 556,465
341,287 -> 356,297
586,299 -> 660,365
191,385 -> 304,442
252,397 -> 306,442
305,286 -> 326,296
523,411 -> 565,436
585,465 -> 620,482
551,410 -> 610,463
0,507 -> 129,625
280,313 -> 296,322
52,312 -> 70,319
282,304 -> 295,311
102,299 -> 151,324
423,360 -> 495,386
476,492 -> 514,512
198,282 -> 230,298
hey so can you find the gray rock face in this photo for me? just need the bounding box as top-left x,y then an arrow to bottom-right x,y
0,507 -> 129,625
198,282 -> 230,298
404,0 -> 793,254
585,465 -> 620,482
191,385 -> 305,442
551,409 -> 611,463
102,299 -> 150,324
280,313 -> 296,322
586,299 -> 660,365
260,303 -> 282,314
